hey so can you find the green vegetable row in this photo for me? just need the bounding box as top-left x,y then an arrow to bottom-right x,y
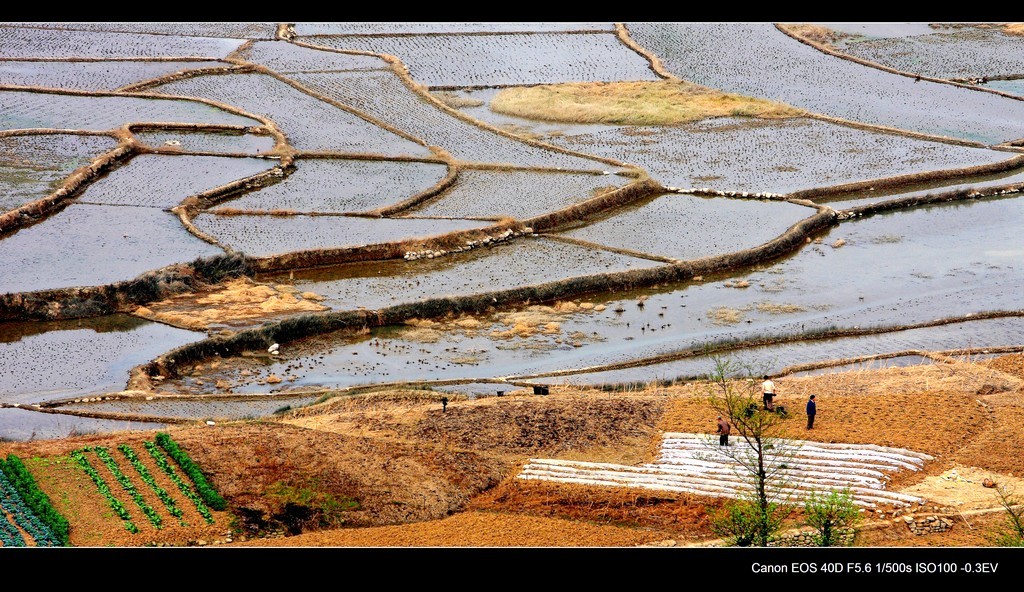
0,454 -> 68,545
94,447 -> 162,529
144,441 -> 214,524
71,449 -> 138,534
118,444 -> 187,527
155,432 -> 227,511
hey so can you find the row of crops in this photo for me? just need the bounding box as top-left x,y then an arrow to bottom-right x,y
0,455 -> 67,546
0,431 -> 225,545
71,432 -> 226,535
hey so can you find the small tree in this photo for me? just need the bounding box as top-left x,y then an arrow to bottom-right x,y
702,357 -> 796,546
988,484 -> 1024,547
804,488 -> 860,547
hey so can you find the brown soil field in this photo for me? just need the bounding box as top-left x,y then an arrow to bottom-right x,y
3,354 -> 1024,549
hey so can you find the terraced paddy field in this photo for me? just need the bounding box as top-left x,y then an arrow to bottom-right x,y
74,154 -> 276,208
624,22 -> 1024,145
0,133 -> 118,213
150,73 -> 432,156
302,32 -> 660,87
0,88 -> 260,131
405,168 -> 630,219
0,203 -> 225,293
133,130 -> 276,155
2,22 -> 1024,559
0,26 -> 245,59
217,158 -> 448,213
0,315 -> 203,404
453,100 -> 1015,193
982,78 -> 1024,97
192,212 -> 485,257
834,26 -> 1024,81
0,60 -> 230,92
286,70 -> 615,170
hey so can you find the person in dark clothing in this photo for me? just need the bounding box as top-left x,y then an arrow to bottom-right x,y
806,394 -> 816,429
441,396 -> 449,412
716,416 -> 731,446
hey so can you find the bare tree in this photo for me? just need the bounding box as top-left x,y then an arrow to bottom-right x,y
701,356 -> 797,546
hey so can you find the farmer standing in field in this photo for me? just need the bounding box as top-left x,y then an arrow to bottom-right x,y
806,394 -> 817,429
762,375 -> 776,411
716,416 -> 731,446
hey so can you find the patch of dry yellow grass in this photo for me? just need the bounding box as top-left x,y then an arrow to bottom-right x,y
756,302 -> 806,314
490,80 -> 804,126
1003,23 -> 1024,36
134,278 -> 327,329
430,90 -> 485,108
779,23 -> 848,46
708,306 -> 745,325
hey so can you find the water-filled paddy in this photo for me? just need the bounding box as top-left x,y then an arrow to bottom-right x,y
0,315 -> 203,404
0,60 -> 229,92
133,130 -> 276,155
56,393 -> 320,421
816,23 -> 939,38
0,407 -> 165,441
303,32 -> 660,87
836,27 -> 1024,80
204,195 -> 1024,390
75,154 -> 276,208
0,26 -> 244,59
293,23 -> 614,35
624,22 -> 1024,145
527,316 -> 1024,386
0,133 -> 117,213
192,212 -> 484,257
0,89 -> 260,131
152,72 -> 433,156
3,22 -> 279,39
556,193 -> 813,260
217,158 -> 448,213
787,354 -> 936,378
286,70 -> 615,170
233,40 -> 388,73
259,236 -> 662,310
457,111 -> 1012,194
406,168 -> 630,219
814,166 -> 1024,210
0,203 -> 224,294
982,78 -> 1024,98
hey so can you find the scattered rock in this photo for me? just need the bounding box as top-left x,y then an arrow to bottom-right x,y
266,374 -> 283,384
983,478 -> 997,488
831,238 -> 847,248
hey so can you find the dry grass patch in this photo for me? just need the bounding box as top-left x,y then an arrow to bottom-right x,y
1002,23 -> 1024,36
430,91 -> 485,108
707,306 -> 745,325
233,509 -> 666,547
756,301 -> 806,314
134,278 -> 328,330
779,23 -> 850,47
469,480 -> 720,541
490,80 -> 804,126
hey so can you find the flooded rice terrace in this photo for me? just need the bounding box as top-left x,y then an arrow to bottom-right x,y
1,21 -> 1022,439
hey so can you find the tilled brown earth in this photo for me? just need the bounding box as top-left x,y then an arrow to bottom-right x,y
3,356 -> 1023,547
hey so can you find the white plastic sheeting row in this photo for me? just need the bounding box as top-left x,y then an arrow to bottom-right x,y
518,432 -> 932,508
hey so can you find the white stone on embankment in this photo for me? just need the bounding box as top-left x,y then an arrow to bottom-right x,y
518,433 -> 931,507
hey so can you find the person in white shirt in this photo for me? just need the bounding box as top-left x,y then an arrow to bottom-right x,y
762,375 -> 776,410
